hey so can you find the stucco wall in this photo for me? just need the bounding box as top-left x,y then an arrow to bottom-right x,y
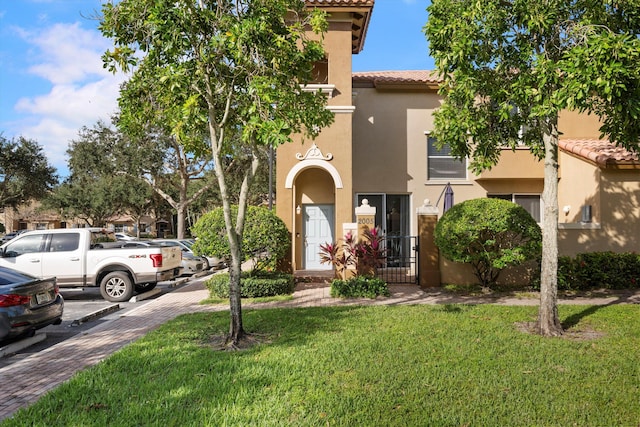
276,13 -> 357,270
558,109 -> 603,139
558,165 -> 640,256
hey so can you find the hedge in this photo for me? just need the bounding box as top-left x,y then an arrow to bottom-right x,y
556,251 -> 640,290
205,271 -> 295,298
330,276 -> 390,299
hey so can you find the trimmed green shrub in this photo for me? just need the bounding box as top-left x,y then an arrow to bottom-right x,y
330,276 -> 390,299
191,205 -> 290,271
205,271 -> 295,298
556,252 -> 640,290
434,198 -> 542,287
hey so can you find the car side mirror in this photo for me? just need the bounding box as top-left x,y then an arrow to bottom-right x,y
1,249 -> 17,258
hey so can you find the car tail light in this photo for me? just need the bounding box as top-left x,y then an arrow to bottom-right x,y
150,253 -> 163,268
0,294 -> 32,307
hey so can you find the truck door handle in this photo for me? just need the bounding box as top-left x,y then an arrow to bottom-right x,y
69,257 -> 80,261
29,259 -> 40,263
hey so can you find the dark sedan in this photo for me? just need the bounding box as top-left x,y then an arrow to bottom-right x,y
0,266 -> 64,342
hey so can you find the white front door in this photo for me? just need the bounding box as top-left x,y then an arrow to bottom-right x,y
303,204 -> 334,270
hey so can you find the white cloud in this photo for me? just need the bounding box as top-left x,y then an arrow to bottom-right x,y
15,78 -> 123,124
20,22 -> 113,84
11,22 -> 126,176
16,77 -> 124,167
21,118 -> 79,171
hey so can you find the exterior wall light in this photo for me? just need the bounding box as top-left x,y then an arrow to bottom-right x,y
581,205 -> 592,223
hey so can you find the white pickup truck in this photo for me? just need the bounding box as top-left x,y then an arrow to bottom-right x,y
0,228 -> 182,302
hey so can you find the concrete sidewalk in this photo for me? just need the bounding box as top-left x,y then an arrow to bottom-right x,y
1,279 -> 638,421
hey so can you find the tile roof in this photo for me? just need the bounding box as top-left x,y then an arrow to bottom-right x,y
306,0 -> 375,6
559,139 -> 640,168
306,0 -> 374,53
352,70 -> 443,87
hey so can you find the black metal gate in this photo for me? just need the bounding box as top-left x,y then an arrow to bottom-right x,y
377,235 -> 419,284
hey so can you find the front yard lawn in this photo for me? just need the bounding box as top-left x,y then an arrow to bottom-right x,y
3,304 -> 639,426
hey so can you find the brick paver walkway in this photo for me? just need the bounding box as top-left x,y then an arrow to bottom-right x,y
0,281 -> 217,421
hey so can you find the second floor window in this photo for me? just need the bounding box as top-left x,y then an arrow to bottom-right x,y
427,136 -> 467,180
311,59 -> 328,84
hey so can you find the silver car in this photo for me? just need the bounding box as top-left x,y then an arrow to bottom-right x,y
0,266 -> 64,342
169,239 -> 225,270
154,239 -> 224,270
1,229 -> 28,244
151,240 -> 203,275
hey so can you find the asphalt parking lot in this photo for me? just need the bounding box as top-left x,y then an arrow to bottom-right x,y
0,271 -> 212,366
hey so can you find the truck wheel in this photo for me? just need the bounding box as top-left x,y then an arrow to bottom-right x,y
135,283 -> 157,293
100,272 -> 134,302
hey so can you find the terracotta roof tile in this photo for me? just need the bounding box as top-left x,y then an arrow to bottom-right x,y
306,0 -> 374,53
352,70 -> 443,86
306,0 -> 375,6
559,139 -> 640,168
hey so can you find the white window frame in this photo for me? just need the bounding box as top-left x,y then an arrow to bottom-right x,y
425,132 -> 467,181
488,193 -> 543,224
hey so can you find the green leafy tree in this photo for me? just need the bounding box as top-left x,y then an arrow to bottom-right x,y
101,0 -> 334,347
192,205 -> 290,271
0,134 -> 58,209
45,177 -> 121,227
434,198 -> 542,287
185,143 -> 273,224
113,110 -> 216,239
425,0 -> 640,336
44,121 -> 153,228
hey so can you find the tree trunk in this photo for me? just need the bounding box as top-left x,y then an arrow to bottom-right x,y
536,116 -> 564,336
176,171 -> 189,239
176,206 -> 186,239
227,248 -> 244,344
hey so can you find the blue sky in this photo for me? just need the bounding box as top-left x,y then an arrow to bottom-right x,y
0,0 -> 433,177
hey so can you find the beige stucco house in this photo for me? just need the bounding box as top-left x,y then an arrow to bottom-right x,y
277,0 -> 640,284
1,201 -> 171,238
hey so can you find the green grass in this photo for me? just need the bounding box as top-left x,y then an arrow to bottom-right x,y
3,304 -> 640,426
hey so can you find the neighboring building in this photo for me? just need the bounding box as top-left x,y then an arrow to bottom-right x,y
1,202 -> 172,238
276,0 -> 640,283
1,203 -> 66,232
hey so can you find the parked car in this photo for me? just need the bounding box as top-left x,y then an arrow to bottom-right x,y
177,251 -> 205,276
1,229 -> 28,244
158,238 -> 225,270
151,240 -> 206,276
0,229 -> 182,302
114,232 -> 137,241
0,266 -> 64,342
122,240 -> 202,277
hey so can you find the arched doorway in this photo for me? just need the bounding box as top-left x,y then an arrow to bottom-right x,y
294,168 -> 336,270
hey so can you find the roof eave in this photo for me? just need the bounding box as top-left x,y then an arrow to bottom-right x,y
559,140 -> 640,169
305,2 -> 374,53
